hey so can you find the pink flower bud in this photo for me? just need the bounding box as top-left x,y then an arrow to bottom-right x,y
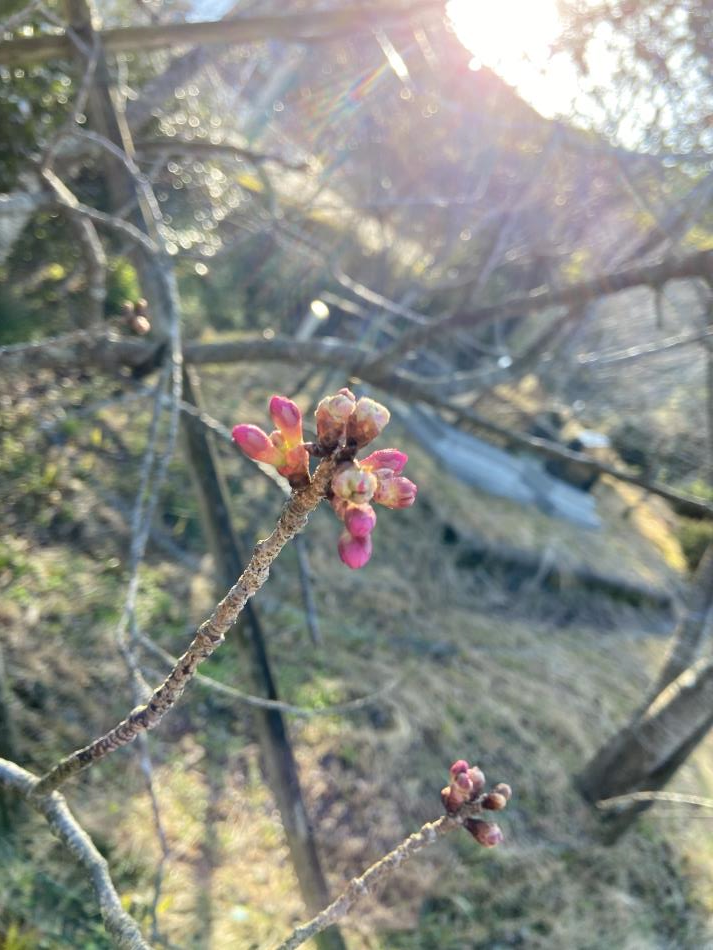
464,819 -> 504,848
450,772 -> 474,804
232,424 -> 282,466
338,530 -> 373,569
346,397 -> 390,448
344,504 -> 376,538
279,444 -> 310,488
373,475 -> 417,509
331,463 -> 378,505
481,792 -> 508,811
467,766 -> 486,796
360,448 -> 408,475
315,390 -> 356,449
269,395 -> 303,445
449,760 -> 470,778
491,783 -> 512,802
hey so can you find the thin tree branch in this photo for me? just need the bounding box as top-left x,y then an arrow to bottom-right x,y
33,455 -> 338,795
365,247 -> 713,376
577,326 -> 713,366
7,328 -> 713,519
0,0 -> 44,32
135,136 -> 310,172
40,169 -> 107,325
0,1 -> 444,65
597,789 -> 713,812
138,633 -> 399,717
0,758 -> 151,950
274,800 -> 491,950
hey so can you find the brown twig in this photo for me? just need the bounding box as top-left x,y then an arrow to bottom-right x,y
138,633 -> 400,717
0,1 -> 443,64
40,169 -> 107,325
33,456 -> 337,795
274,800 -> 490,950
0,758 -> 151,950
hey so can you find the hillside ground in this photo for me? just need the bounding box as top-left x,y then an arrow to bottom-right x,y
2,365 -> 713,950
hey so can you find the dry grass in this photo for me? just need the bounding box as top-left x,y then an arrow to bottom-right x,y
1,369 -> 711,949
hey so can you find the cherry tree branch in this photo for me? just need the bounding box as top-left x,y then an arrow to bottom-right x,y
274,799 -> 491,950
0,758 -> 151,950
365,247 -> 713,376
33,455 -> 338,796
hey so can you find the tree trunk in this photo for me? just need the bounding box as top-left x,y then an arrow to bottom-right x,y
180,367 -> 345,950
639,542 -> 713,708
578,544 -> 713,841
578,659 -> 713,840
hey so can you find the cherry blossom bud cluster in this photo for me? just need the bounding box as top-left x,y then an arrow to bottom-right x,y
317,389 -> 416,569
440,759 -> 510,848
232,390 -> 417,567
232,395 -> 310,488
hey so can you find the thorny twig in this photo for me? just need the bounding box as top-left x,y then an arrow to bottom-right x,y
0,759 -> 150,950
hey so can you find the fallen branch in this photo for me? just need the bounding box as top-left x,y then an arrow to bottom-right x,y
0,758 -> 150,950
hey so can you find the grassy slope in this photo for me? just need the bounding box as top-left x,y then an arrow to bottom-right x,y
1,369 -> 712,949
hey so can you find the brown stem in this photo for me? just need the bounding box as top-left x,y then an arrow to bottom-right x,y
0,758 -> 150,950
33,457 -> 336,796
275,809 -> 488,950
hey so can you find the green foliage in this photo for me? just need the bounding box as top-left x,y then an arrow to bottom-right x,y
105,258 -> 140,315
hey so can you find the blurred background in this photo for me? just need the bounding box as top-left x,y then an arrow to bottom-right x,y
2,1 -> 713,947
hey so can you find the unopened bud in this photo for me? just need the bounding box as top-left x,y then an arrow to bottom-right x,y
449,760 -> 470,778
344,503 -> 376,538
464,818 -> 504,848
269,395 -> 303,445
481,792 -> 508,811
134,298 -> 149,317
346,397 -> 390,448
232,424 -> 281,466
373,475 -> 417,509
491,783 -> 512,802
315,390 -> 356,449
129,314 -> 151,335
467,766 -> 486,796
331,463 -> 377,505
337,530 -> 373,569
360,448 -> 408,475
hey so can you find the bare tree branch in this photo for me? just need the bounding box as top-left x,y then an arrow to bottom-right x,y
274,799 -> 493,950
40,169 -> 107,325
365,247 -> 713,377
33,455 -> 338,795
0,2 -> 444,65
0,758 -> 151,950
138,633 -> 399,717
577,326 -> 713,366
